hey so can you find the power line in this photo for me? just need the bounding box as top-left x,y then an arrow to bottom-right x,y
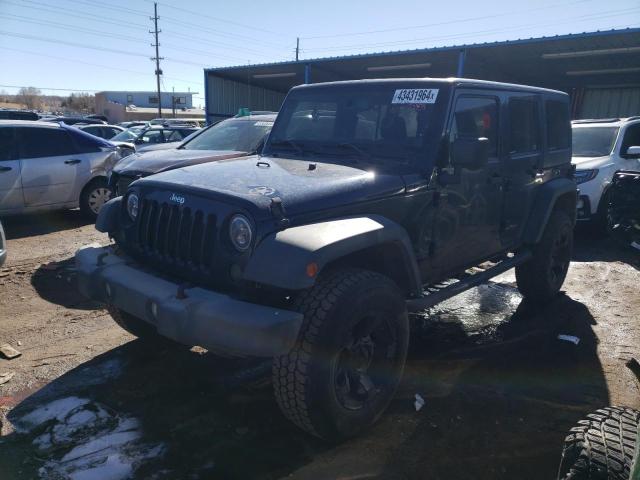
0,46 -> 201,85
0,84 -> 99,93
302,9 -> 640,53
301,0 -> 596,40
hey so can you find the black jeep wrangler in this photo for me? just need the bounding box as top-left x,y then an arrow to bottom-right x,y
76,78 -> 576,441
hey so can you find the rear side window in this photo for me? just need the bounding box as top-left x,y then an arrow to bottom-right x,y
165,130 -> 185,142
0,128 -> 18,161
450,96 -> 499,156
509,98 -> 540,155
546,100 -> 570,150
18,127 -> 78,159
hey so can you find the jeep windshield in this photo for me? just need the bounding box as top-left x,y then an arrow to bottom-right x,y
180,118 -> 273,152
264,84 -> 447,166
572,126 -> 619,157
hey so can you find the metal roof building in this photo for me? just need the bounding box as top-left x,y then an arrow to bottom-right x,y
203,28 -> 640,122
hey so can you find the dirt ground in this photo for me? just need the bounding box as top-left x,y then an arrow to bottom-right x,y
0,210 -> 638,480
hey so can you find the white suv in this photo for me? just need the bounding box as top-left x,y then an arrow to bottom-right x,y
572,117 -> 640,226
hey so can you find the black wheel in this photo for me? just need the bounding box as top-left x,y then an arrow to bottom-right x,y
107,305 -> 158,339
273,268 -> 409,441
80,177 -> 112,219
594,188 -> 613,234
557,406 -> 639,480
516,210 -> 573,301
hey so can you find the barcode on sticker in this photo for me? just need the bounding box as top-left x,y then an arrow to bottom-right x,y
392,89 -> 439,104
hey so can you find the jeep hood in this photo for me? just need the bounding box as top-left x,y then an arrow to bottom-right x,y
571,155 -> 613,169
140,155 -> 406,218
113,148 -> 248,176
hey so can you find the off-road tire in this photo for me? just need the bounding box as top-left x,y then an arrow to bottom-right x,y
107,305 -> 158,339
273,268 -> 409,441
557,406 -> 639,480
80,177 -> 112,220
516,210 -> 573,301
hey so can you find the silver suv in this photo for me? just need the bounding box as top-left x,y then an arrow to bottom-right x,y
0,120 -> 122,218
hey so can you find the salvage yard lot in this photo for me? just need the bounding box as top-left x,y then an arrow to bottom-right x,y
0,211 -> 639,479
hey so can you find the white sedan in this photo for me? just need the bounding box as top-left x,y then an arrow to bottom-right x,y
0,120 -> 123,219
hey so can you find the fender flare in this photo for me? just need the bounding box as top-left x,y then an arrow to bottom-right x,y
242,215 -> 422,295
523,178 -> 577,244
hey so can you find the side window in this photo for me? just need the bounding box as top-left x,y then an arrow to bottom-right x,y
509,97 -> 540,155
620,124 -> 640,154
0,128 -> 18,161
140,130 -> 164,144
18,128 -> 78,159
546,100 -> 570,150
165,130 -> 185,142
450,96 -> 498,156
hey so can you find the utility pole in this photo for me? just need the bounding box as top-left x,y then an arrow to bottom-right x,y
295,37 -> 299,62
172,86 -> 176,118
150,2 -> 163,118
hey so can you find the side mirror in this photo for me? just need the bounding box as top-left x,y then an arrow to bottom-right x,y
624,146 -> 640,158
451,137 -> 489,170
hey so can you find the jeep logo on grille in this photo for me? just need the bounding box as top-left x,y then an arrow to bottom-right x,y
169,193 -> 185,205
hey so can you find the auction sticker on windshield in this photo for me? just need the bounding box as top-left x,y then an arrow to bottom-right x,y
392,89 -> 438,104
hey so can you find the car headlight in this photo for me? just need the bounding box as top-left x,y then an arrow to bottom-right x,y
229,214 -> 253,251
126,193 -> 139,220
575,169 -> 599,185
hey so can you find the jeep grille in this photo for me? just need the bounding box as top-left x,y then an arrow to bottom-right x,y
133,198 -> 217,272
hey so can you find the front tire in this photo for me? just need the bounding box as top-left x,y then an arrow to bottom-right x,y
80,177 -> 112,220
557,406 -> 639,480
516,210 -> 573,301
273,268 -> 409,441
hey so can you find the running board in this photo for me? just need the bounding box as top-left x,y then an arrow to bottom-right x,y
406,250 -> 532,313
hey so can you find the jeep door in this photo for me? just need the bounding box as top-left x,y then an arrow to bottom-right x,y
0,126 -> 24,212
17,126 -> 90,207
499,95 -> 544,246
432,93 -> 503,272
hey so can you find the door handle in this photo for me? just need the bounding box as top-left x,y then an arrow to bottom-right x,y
0,166 -> 11,172
64,159 -> 81,165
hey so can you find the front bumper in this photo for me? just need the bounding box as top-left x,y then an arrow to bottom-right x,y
75,246 -> 303,357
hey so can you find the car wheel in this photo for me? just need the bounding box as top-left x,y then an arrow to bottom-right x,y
557,406 -> 639,480
80,178 -> 112,219
273,268 -> 409,441
516,210 -> 573,301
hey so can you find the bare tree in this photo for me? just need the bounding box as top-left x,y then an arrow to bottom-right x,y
65,93 -> 95,113
17,86 -> 42,110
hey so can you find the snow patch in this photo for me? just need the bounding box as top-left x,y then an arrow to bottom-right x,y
15,396 -> 163,480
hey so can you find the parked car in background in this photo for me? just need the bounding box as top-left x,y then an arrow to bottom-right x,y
85,114 -> 108,122
109,125 -> 199,157
160,118 -> 202,128
0,110 -> 39,121
78,124 -> 125,140
117,121 -> 149,129
0,121 -> 122,218
0,220 -> 6,267
40,116 -> 106,126
572,117 -> 640,227
109,113 -> 275,194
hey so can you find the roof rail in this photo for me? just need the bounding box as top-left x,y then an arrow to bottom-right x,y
572,118 -> 621,124
625,116 -> 640,122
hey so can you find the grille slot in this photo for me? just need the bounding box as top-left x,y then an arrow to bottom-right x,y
135,200 -> 216,272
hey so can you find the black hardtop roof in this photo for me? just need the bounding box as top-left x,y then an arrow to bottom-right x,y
292,77 -> 568,98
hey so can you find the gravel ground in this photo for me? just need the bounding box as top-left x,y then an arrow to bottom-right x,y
0,211 -> 638,480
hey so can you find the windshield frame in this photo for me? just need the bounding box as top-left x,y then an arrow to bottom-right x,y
263,82 -> 452,171
571,125 -> 620,157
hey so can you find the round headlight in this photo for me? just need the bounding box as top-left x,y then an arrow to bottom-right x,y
229,214 -> 253,251
126,193 -> 139,220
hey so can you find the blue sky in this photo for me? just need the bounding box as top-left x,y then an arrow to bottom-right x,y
0,0 -> 638,108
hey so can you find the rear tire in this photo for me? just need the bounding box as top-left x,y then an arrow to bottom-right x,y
516,210 -> 573,301
557,406 -> 639,480
273,268 -> 409,441
107,305 -> 158,339
80,177 -> 112,220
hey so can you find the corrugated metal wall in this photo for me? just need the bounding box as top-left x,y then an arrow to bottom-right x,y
579,87 -> 640,118
206,75 -> 286,121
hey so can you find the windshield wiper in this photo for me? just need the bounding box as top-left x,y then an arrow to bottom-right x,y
336,142 -> 370,160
